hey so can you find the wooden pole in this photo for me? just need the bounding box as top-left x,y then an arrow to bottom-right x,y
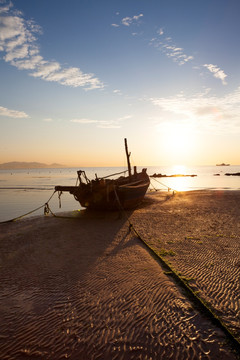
124,138 -> 132,177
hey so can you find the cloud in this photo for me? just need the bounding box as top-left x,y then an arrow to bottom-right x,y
149,30 -> 193,66
112,13 -> 143,28
203,64 -> 227,85
149,32 -> 227,83
149,87 -> 240,133
70,115 -> 132,128
0,105 -> 29,118
0,2 -> 103,90
0,1 -> 12,14
71,118 -> 119,128
43,118 -> 53,122
70,118 -> 98,124
121,13 -> 143,27
97,122 -> 121,129
110,12 -> 226,86
118,115 -> 132,121
113,89 -> 122,95
112,16 -> 193,67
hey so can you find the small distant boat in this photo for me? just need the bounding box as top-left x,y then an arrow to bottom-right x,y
55,139 -> 150,210
216,163 -> 230,166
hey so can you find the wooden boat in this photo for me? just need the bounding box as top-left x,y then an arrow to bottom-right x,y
55,139 -> 150,210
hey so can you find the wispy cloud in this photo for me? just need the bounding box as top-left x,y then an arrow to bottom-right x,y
203,64 -> 227,85
121,14 -> 143,27
149,29 -> 194,66
0,2 -> 103,90
111,13 -> 143,28
43,118 -> 53,122
71,118 -> 120,128
97,122 -> 121,129
111,17 -> 193,65
157,28 -> 164,36
149,31 -> 228,84
0,105 -> 29,118
70,115 -> 132,129
149,87 -> 240,133
113,89 -> 122,95
70,118 -> 99,124
110,14 -> 227,86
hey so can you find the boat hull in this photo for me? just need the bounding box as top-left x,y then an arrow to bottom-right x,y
77,182 -> 149,210
55,138 -> 150,211
55,172 -> 150,210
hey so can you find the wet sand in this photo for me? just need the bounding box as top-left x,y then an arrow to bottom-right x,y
0,190 -> 239,359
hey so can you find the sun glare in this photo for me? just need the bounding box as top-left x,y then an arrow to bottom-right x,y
171,165 -> 187,174
157,121 -> 196,164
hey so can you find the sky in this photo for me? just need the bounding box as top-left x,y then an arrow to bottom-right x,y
1,0 -> 240,167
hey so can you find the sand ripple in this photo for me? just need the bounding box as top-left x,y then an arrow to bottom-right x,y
132,191 -> 240,343
0,203 -> 238,359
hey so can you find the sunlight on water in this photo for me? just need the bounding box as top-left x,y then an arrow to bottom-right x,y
164,165 -> 194,191
0,165 -> 240,222
150,175 -> 194,192
167,176 -> 192,192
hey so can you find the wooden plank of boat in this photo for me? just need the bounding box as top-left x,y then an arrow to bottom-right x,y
54,139 -> 150,210
55,185 -> 77,192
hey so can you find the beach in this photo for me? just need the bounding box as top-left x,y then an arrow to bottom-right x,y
0,190 -> 239,359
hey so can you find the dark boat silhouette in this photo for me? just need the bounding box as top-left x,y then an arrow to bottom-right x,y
55,139 -> 150,210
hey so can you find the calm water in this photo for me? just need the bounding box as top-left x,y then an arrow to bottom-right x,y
1,165 -> 240,222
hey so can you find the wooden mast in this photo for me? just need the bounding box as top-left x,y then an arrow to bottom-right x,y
124,138 -> 132,177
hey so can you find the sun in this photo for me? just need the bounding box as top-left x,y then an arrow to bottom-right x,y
157,121 -> 196,163
163,124 -> 192,155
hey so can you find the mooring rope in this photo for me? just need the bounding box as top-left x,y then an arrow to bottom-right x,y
149,178 -> 158,192
139,236 -> 240,351
2,184 -> 239,350
0,190 -> 57,224
113,188 -> 240,352
150,177 -> 177,193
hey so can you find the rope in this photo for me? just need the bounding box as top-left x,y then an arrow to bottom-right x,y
150,177 -> 177,193
3,183 -> 239,350
99,170 -> 128,180
149,178 -> 158,192
0,190 -> 57,224
131,225 -> 240,351
113,188 -> 240,352
58,191 -> 62,208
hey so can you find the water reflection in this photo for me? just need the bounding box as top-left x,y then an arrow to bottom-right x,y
1,166 -> 240,222
150,176 -> 194,192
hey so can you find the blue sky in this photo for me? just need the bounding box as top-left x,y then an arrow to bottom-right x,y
1,0 -> 240,166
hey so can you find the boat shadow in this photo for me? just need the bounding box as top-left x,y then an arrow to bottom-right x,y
0,192 -> 161,297
42,208 -> 135,278
0,209 -> 133,284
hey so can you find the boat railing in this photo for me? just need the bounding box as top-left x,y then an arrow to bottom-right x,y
97,170 -> 128,180
77,169 -> 129,185
77,170 -> 90,185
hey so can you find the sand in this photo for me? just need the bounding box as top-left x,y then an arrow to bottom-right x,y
0,190 -> 239,359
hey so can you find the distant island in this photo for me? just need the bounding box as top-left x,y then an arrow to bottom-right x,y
216,163 -> 230,166
0,162 -> 65,170
150,173 -> 197,178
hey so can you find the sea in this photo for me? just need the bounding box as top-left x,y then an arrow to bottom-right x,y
1,165 -> 240,223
